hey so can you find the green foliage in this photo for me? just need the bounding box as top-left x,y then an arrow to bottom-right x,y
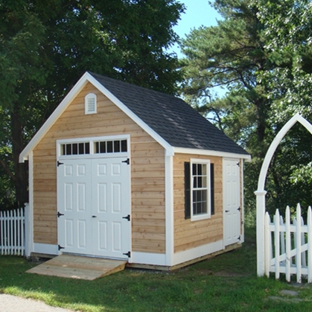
253,0 -> 312,213
0,0 -> 185,208
180,0 -> 312,214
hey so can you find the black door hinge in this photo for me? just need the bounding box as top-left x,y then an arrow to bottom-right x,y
237,207 -> 241,211
122,215 -> 131,221
123,251 -> 131,258
237,162 -> 240,167
57,212 -> 64,218
57,161 -> 64,167
122,158 -> 130,165
238,236 -> 241,241
58,244 -> 65,251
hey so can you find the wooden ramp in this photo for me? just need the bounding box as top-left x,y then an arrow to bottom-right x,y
27,255 -> 127,280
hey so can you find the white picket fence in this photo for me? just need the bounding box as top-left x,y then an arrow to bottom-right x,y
0,207 -> 26,256
264,204 -> 312,283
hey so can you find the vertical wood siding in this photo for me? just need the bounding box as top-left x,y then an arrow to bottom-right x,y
33,83 -> 165,253
173,153 -> 223,253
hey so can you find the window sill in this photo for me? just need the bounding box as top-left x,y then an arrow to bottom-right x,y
191,214 -> 211,221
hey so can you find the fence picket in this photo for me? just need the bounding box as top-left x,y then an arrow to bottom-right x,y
274,209 -> 280,279
296,204 -> 302,283
0,211 -> 2,254
0,207 -> 26,256
3,211 -> 8,255
264,212 -> 271,277
280,215 -> 285,266
308,207 -> 312,283
301,216 -> 307,268
285,206 -> 291,282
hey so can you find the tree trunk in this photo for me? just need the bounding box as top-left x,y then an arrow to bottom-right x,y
11,104 -> 28,207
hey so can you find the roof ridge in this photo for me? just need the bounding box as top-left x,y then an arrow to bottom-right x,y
88,71 -> 181,100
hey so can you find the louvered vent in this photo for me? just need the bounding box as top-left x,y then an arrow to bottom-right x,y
85,93 -> 97,114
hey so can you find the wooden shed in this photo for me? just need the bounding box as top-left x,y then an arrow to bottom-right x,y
19,72 -> 250,270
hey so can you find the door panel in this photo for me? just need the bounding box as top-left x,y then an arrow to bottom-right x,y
223,159 -> 241,246
58,159 -> 93,254
58,157 -> 130,259
92,158 -> 130,258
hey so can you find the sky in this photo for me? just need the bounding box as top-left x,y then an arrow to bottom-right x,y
170,0 -> 221,57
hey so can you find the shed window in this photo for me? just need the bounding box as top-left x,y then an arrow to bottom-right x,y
61,142 -> 90,155
85,93 -> 97,114
185,160 -> 214,221
94,139 -> 127,154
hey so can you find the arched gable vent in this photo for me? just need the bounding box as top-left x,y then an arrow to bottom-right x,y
85,93 -> 97,114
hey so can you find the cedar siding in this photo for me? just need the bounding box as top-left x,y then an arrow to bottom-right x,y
173,153 -> 223,253
33,83 -> 166,253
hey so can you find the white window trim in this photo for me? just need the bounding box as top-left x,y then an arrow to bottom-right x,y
85,93 -> 97,114
190,158 -> 211,221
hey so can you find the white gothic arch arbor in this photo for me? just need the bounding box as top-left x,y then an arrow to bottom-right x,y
255,113 -> 312,276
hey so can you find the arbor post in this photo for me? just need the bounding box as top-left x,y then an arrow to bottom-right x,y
255,190 -> 267,276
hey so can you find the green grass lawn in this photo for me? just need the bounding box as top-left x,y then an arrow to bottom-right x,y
1,227 -> 312,311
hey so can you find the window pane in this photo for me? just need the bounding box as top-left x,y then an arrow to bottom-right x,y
121,140 -> 127,152
198,176 -> 202,188
100,141 -> 106,153
94,142 -> 99,154
114,140 -> 120,152
85,143 -> 90,154
107,141 -> 113,153
197,164 -> 202,175
192,163 -> 197,175
79,143 -> 84,154
202,164 -> 207,175
72,144 -> 78,155
201,176 -> 207,188
66,144 -> 72,155
193,190 -> 197,203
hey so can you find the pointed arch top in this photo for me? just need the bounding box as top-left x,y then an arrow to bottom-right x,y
257,113 -> 312,192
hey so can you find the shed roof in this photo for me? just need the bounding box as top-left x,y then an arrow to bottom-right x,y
89,72 -> 249,156
20,71 -> 250,162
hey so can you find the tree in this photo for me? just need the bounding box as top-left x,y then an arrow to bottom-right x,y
179,0 -> 312,215
180,1 -> 272,148
0,0 -> 185,208
179,0 -> 273,214
254,0 -> 312,211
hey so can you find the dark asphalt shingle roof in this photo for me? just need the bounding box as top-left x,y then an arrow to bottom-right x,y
89,72 -> 249,156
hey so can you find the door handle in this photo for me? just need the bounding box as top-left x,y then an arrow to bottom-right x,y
92,215 -> 97,218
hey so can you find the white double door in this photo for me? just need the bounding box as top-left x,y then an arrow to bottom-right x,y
57,157 -> 131,259
223,159 -> 241,246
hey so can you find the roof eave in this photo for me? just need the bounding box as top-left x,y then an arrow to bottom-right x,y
173,147 -> 251,161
